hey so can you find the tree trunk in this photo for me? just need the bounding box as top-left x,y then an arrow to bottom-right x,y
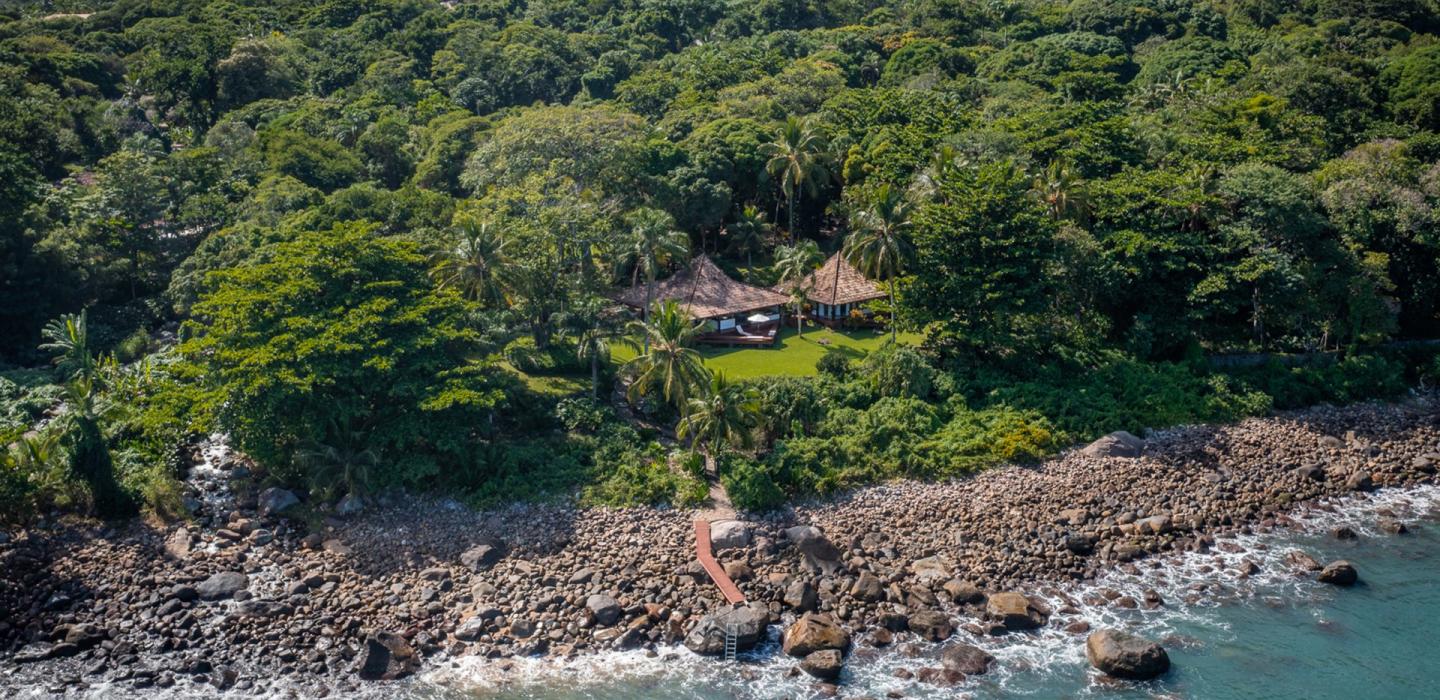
889,286 -> 897,342
591,351 -> 600,399
644,277 -> 654,352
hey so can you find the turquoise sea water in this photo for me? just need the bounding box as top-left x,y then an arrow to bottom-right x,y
408,485 -> 1440,700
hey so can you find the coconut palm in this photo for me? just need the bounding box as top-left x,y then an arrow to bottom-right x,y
623,300 -> 711,412
617,208 -> 691,342
773,240 -> 822,336
762,116 -> 831,237
1029,159 -> 1090,223
845,184 -> 915,341
724,204 -> 770,270
677,372 -> 760,458
431,218 -> 509,306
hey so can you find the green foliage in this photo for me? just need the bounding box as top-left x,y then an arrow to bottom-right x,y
721,454 -> 786,512
183,222 -> 506,490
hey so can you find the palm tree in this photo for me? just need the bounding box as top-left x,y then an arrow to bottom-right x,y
908,144 -> 969,203
1029,159 -> 1090,223
617,208 -> 690,343
762,116 -> 830,237
845,184 -> 915,341
677,372 -> 760,459
40,311 -> 99,385
773,240 -> 822,336
40,312 -> 132,518
295,421 -> 379,502
431,218 -> 509,306
623,300 -> 711,413
570,297 -> 622,398
724,204 -> 770,270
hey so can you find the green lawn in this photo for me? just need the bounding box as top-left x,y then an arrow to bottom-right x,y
612,324 -> 923,379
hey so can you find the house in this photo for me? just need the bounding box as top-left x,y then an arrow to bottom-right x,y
617,255 -> 789,345
775,252 -> 886,325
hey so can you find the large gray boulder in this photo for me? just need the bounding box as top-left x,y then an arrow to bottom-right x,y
358,631 -> 419,680
586,594 -> 623,626
784,526 -> 843,575
459,538 -> 506,571
197,572 -> 249,601
906,609 -> 953,642
1086,629 -> 1170,680
1082,431 -> 1145,459
942,643 -> 996,675
684,604 -> 769,655
710,520 -> 752,551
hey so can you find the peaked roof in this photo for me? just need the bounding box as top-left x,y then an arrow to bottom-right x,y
617,255 -> 789,319
776,252 -> 886,306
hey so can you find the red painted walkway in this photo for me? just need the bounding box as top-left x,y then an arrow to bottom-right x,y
694,520 -> 745,604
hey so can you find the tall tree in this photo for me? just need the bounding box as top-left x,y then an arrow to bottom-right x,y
724,204 -> 771,270
845,184 -> 915,341
431,218 -> 510,307
762,116 -> 831,236
773,240 -> 822,336
677,372 -> 760,459
1029,159 -> 1091,223
623,300 -> 710,413
617,207 -> 690,345
41,312 -> 132,518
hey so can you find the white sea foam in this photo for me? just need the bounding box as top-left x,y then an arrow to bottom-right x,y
410,484 -> 1440,700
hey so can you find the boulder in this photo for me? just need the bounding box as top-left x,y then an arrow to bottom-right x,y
568,568 -> 595,585
942,579 -> 985,605
358,631 -> 419,680
710,520 -> 752,551
800,650 -> 844,681
684,604 -> 769,656
163,528 -> 192,559
985,592 -> 1048,631
1082,431 -> 1145,459
909,556 -> 952,584
941,643 -> 995,676
782,613 -> 850,657
453,617 -> 486,642
784,580 -> 818,611
459,540 -> 505,571
1345,472 -> 1375,492
849,571 -> 884,601
1086,629 -> 1170,680
784,526 -> 844,575
905,610 -> 953,642
1285,550 -> 1322,572
1136,514 -> 1172,536
257,488 -> 299,517
586,594 -> 623,627
1318,560 -> 1358,586
196,572 -> 249,601
235,600 -> 293,617
335,493 -> 365,517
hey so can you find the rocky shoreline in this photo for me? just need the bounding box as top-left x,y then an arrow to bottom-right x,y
1,398 -> 1437,696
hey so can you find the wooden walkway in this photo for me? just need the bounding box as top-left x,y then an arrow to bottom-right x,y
693,520 -> 745,605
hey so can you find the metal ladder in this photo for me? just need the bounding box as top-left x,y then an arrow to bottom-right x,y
722,623 -> 738,661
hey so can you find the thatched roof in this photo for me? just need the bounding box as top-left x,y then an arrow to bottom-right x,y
776,252 -> 886,306
617,255 -> 789,319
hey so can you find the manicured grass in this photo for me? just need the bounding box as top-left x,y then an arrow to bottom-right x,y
501,362 -> 591,397
612,324 -> 924,379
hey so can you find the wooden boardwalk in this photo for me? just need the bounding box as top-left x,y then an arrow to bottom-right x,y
693,520 -> 745,605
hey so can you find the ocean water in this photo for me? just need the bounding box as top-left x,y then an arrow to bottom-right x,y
405,485 -> 1440,700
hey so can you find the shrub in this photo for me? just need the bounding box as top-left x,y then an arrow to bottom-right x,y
859,343 -> 935,399
503,336 -> 584,375
815,349 -> 852,379
920,405 -> 1058,477
555,397 -> 609,433
721,456 -> 787,512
